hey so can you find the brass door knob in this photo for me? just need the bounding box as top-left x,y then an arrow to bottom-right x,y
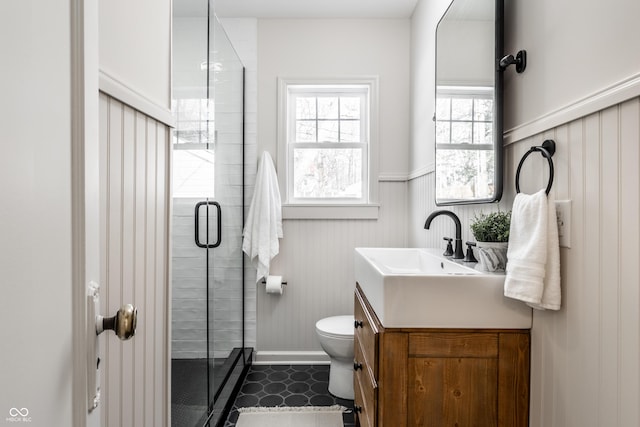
97,304 -> 137,340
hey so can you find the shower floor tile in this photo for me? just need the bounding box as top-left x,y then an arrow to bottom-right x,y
171,358 -> 228,427
223,364 -> 355,427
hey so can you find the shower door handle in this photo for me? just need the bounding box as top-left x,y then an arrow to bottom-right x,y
195,201 -> 222,248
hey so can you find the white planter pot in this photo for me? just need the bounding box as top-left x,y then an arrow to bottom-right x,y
476,241 -> 508,272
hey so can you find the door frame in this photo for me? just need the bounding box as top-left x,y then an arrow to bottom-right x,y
70,0 -> 101,425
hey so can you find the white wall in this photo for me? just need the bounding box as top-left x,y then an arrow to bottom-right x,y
503,0 -> 640,133
409,1 -> 640,426
1,1 -> 74,424
99,0 -> 172,113
258,19 -> 411,175
409,0 -> 451,174
173,17 -> 208,99
255,19 -> 410,357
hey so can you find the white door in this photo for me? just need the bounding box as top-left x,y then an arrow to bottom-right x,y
97,93 -> 171,427
1,2 -> 170,425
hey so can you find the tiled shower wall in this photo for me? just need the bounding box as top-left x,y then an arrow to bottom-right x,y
171,66 -> 245,360
171,18 -> 258,359
171,198 -> 207,359
409,96 -> 640,427
170,81 -> 246,360
171,195 -> 244,360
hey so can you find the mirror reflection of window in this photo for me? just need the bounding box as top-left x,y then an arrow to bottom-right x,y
435,0 -> 502,205
436,86 -> 494,200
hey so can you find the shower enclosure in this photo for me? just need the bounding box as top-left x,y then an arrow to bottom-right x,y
171,1 -> 250,426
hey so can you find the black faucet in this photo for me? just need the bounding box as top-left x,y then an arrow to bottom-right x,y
424,210 -> 465,259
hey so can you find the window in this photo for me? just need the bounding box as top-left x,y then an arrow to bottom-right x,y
278,78 -> 378,218
435,86 -> 494,200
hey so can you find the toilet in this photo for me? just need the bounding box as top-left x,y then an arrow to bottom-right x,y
315,315 -> 355,400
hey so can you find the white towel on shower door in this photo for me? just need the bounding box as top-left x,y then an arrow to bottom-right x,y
504,189 -> 561,310
242,152 -> 283,283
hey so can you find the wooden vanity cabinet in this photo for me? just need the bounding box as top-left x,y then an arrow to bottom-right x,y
353,284 -> 530,427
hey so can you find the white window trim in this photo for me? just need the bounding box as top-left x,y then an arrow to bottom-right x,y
277,77 -> 379,219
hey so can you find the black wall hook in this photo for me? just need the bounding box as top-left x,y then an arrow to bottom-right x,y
499,50 -> 527,73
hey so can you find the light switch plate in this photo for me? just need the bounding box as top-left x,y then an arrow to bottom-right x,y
555,200 -> 571,248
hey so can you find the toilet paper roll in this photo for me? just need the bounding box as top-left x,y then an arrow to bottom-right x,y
265,275 -> 283,295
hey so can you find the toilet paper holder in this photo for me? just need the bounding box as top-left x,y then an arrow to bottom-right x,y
261,278 -> 288,285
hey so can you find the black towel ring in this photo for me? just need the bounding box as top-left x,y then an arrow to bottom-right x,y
515,139 -> 556,195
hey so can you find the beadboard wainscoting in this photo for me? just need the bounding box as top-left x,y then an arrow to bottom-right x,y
409,96 -> 640,427
254,180 -> 407,361
99,93 -> 170,427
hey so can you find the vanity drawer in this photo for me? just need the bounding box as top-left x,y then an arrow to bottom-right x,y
354,355 -> 377,427
355,286 -> 379,376
354,333 -> 377,393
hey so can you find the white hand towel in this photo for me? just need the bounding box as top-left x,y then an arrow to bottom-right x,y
504,189 -> 561,310
242,152 -> 283,283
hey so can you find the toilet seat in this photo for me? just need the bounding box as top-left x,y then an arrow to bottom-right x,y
315,315 -> 354,339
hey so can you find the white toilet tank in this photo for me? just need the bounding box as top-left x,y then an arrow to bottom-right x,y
315,315 -> 355,359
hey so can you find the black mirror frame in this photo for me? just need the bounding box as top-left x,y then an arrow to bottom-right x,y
434,0 -> 504,206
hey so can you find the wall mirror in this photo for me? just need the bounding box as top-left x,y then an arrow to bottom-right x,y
435,0 -> 503,205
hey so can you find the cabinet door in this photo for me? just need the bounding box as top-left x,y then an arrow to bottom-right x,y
408,357 -> 498,427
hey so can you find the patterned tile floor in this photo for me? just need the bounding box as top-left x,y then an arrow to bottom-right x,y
223,364 -> 355,427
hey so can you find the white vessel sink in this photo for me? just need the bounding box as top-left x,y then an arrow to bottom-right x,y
354,247 -> 532,329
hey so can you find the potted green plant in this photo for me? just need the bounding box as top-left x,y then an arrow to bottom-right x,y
470,210 -> 511,272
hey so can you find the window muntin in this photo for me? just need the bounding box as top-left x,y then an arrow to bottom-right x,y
435,86 -> 493,147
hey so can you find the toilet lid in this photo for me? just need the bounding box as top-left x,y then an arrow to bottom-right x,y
315,315 -> 355,338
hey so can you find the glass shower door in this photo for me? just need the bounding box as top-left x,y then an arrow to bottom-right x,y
171,0 -> 213,423
172,1 -> 248,426
207,14 -> 246,406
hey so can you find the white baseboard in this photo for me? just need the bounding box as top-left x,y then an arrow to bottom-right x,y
253,351 -> 330,365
